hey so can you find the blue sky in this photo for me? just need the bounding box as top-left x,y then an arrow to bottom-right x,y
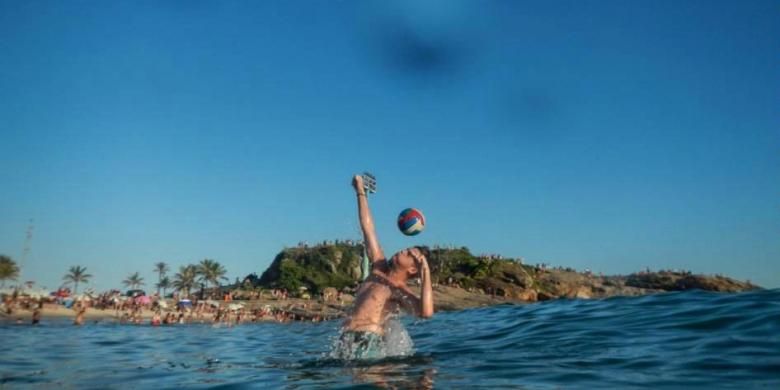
1,1 -> 778,291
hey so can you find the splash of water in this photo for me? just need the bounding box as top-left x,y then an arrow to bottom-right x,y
383,318 -> 415,357
329,318 -> 415,360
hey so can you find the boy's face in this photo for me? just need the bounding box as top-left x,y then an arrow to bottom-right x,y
391,247 -> 424,277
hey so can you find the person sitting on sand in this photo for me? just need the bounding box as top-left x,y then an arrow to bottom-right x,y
337,175 -> 434,359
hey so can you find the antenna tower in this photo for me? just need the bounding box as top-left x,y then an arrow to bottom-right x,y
20,218 -> 34,281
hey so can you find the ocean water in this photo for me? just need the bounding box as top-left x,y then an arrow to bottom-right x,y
2,289 -> 778,389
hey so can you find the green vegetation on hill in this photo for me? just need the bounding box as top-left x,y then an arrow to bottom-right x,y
251,243 -> 758,300
427,247 -> 536,292
258,244 -> 364,294
255,244 -> 542,296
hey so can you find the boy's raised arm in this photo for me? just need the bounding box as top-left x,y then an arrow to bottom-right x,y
353,175 -> 385,266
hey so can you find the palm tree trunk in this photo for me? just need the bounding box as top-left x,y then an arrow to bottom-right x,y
75,281 -> 79,295
157,271 -> 162,296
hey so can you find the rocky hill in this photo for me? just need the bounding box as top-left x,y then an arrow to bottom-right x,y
257,243 -> 364,294
251,243 -> 759,304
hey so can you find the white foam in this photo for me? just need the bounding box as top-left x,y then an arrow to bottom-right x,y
329,318 -> 415,360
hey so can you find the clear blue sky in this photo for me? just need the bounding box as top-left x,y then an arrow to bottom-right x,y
1,1 -> 778,291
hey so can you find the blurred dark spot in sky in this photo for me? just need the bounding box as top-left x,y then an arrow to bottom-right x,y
353,1 -> 565,143
356,1 -> 485,84
374,25 -> 464,79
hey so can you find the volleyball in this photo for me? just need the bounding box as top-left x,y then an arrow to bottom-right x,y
397,208 -> 425,236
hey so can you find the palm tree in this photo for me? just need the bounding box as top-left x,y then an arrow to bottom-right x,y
0,255 -> 20,288
197,259 -> 228,299
122,272 -> 145,290
156,276 -> 172,297
173,265 -> 198,297
63,265 -> 92,295
153,262 -> 170,296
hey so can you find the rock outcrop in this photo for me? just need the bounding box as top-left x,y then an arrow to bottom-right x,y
626,272 -> 753,292
249,243 -> 760,308
257,244 -> 363,294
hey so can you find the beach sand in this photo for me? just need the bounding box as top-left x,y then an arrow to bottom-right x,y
1,286 -> 519,325
1,297 -> 352,324
2,304 -> 149,322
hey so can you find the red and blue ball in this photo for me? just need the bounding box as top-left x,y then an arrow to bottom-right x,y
397,208 -> 425,236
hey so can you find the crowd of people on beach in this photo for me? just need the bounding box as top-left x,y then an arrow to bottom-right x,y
114,300 -> 334,327
1,286 -> 346,327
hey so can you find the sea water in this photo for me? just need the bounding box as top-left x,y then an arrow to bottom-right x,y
1,289 -> 778,389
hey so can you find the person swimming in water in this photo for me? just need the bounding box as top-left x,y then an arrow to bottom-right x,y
74,303 -> 87,326
337,175 -> 434,359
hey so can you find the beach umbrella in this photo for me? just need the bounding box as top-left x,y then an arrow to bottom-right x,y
134,295 -> 151,305
227,303 -> 245,311
157,300 -> 168,309
177,299 -> 193,308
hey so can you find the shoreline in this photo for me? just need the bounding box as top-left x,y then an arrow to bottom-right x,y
1,286 -> 518,325
2,280 -> 760,326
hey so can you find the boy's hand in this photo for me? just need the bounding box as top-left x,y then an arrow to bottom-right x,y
413,253 -> 429,271
352,175 -> 366,195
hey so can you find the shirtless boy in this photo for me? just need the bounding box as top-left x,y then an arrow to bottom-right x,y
338,175 -> 434,358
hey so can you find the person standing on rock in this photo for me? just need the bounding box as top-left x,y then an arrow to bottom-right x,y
335,175 -> 434,359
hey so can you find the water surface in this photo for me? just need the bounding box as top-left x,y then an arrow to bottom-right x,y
2,289 -> 779,388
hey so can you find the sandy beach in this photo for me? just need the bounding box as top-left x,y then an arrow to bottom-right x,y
1,285 -> 520,325
1,295 -> 356,325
